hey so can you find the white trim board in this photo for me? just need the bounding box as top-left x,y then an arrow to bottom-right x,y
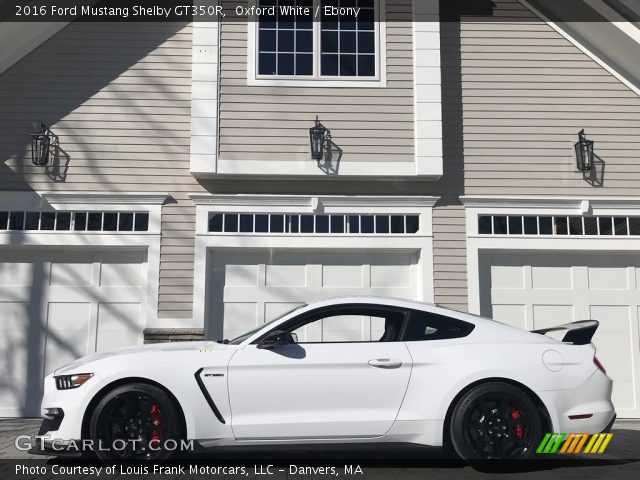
413,0 -> 443,177
0,191 -> 168,209
190,18 -> 220,176
206,159 -> 441,178
191,194 -> 439,329
463,196 -> 640,314
0,192 -> 167,329
40,192 -> 169,206
190,194 -> 439,210
461,195 -> 640,212
519,0 -> 640,97
583,0 -> 640,45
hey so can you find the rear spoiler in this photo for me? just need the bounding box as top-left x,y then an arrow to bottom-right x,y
532,320 -> 599,345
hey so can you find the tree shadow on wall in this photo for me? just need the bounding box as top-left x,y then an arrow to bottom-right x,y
0,21 -> 190,191
0,21 -> 187,416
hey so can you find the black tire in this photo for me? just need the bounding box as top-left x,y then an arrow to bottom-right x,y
449,382 -> 543,461
89,383 -> 183,462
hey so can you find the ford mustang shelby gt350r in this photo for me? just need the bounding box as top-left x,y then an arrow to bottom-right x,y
34,296 -> 615,462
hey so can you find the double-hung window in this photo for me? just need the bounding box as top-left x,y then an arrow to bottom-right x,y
250,0 -> 384,86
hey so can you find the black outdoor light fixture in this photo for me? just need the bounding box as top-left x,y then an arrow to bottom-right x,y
31,123 -> 58,166
309,115 -> 331,161
575,129 -> 595,172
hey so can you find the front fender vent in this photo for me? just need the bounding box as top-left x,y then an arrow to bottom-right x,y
194,368 -> 226,424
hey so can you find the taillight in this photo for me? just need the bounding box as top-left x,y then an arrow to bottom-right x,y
594,356 -> 606,374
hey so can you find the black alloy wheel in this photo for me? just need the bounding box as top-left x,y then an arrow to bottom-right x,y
449,382 -> 543,461
89,383 -> 182,462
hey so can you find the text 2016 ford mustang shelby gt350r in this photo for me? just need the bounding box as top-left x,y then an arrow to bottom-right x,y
34,296 -> 615,462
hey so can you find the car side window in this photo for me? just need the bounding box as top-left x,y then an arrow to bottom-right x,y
402,310 -> 475,341
286,305 -> 407,344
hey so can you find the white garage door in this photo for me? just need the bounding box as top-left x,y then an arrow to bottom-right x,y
480,252 -> 640,418
210,250 -> 420,341
0,249 -> 147,417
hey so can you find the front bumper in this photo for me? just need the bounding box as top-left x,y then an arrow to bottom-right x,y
29,437 -> 84,457
34,373 -> 103,448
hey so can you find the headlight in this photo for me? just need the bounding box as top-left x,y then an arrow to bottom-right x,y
55,373 -> 93,390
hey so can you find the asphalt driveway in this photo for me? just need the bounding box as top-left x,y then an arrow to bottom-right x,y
1,418 -> 639,479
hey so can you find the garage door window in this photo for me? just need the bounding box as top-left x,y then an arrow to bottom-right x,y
209,213 -> 420,235
0,211 -> 149,232
478,214 -> 640,237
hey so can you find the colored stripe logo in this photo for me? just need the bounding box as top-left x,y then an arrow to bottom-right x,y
537,433 -> 613,454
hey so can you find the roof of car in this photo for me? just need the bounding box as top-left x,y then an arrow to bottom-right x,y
309,295 -> 435,308
240,295 -> 551,346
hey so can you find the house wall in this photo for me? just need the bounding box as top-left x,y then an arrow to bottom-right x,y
217,0 -> 416,165
1,0 -> 638,326
0,21 -> 203,320
461,0 -> 640,196
433,0 -> 640,313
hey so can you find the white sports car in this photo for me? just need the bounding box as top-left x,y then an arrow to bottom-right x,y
33,296 -> 615,462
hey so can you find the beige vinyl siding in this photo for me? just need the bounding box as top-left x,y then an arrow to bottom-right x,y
432,205 -> 467,311
0,22 -> 202,319
427,17 -> 469,312
159,193 -> 196,318
433,0 -> 640,313
200,174 -> 468,310
218,0 -> 415,163
460,0 -> 640,195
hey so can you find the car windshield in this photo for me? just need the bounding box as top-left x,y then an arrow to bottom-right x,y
227,304 -> 307,345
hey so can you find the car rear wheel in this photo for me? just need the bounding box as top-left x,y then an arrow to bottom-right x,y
89,383 -> 182,462
449,382 -> 543,461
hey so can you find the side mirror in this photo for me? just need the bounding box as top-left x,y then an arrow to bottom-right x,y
257,330 -> 295,349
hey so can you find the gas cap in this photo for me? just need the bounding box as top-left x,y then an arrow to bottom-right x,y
542,350 -> 564,372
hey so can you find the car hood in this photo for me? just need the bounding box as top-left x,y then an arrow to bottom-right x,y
54,341 -> 233,375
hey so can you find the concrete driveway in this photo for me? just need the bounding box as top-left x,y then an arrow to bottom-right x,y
1,419 -> 639,479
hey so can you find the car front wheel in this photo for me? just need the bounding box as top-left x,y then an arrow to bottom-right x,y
89,383 -> 182,462
449,382 -> 543,461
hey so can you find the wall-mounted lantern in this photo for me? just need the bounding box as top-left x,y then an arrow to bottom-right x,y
309,115 -> 331,161
31,123 -> 58,166
575,129 -> 594,172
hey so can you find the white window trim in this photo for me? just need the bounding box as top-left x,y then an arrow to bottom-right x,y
246,0 -> 387,87
461,196 -> 640,315
413,0 -> 442,177
190,194 -> 438,330
190,21 -> 219,176
0,191 -> 167,329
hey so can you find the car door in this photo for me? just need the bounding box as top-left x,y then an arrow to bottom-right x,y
227,305 -> 413,440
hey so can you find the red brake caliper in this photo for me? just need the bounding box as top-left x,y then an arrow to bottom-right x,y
510,409 -> 525,439
149,404 -> 163,442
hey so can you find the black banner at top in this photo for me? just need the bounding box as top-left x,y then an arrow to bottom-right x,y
1,0 -> 639,22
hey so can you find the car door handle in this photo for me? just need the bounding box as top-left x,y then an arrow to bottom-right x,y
368,358 -> 403,369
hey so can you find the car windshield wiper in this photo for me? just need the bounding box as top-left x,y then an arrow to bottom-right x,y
216,339 -> 230,344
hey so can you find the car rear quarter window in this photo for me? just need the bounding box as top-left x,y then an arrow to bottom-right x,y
402,310 -> 474,341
